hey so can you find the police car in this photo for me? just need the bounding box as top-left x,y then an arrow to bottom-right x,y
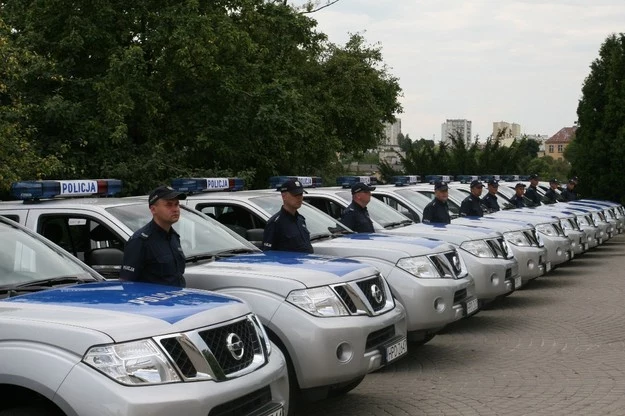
172,177 -> 478,345
296,176 -> 521,304
371,179 -> 548,286
0,215 -> 288,416
1,179 -> 407,407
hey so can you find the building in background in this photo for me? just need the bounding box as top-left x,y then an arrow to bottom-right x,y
378,118 -> 404,166
441,119 -> 472,145
492,121 -> 521,147
544,127 -> 577,161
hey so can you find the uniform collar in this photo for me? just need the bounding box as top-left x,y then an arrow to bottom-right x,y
350,201 -> 368,211
149,219 -> 180,237
280,206 -> 300,218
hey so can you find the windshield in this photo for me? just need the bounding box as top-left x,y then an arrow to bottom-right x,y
106,204 -> 258,257
0,220 -> 95,287
251,196 -> 350,237
334,191 -> 413,228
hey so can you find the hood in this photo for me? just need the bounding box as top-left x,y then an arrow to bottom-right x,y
453,217 -> 534,232
311,232 -> 455,261
381,222 -> 501,245
1,282 -> 249,348
489,211 -> 559,225
185,251 -> 378,294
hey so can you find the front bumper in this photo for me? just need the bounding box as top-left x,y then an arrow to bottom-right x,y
56,342 -> 289,416
565,229 -> 588,255
460,252 -> 519,300
538,234 -> 573,267
270,300 -> 407,390
385,268 -> 477,335
507,244 -> 547,283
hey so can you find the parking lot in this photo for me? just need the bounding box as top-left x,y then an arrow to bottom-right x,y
299,234 -> 625,416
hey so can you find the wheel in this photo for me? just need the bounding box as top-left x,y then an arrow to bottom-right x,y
0,407 -> 61,416
327,376 -> 365,398
268,334 -> 300,416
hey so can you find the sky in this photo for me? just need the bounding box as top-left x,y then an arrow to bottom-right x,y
308,0 -> 625,142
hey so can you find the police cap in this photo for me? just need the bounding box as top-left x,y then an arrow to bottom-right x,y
549,178 -> 560,184
470,180 -> 484,188
434,181 -> 448,191
351,182 -> 376,194
149,185 -> 186,206
487,179 -> 499,187
514,182 -> 526,189
278,179 -> 307,195
529,173 -> 539,180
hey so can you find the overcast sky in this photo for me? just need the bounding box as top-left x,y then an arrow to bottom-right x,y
310,0 -> 625,142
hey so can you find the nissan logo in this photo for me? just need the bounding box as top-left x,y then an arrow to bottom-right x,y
370,284 -> 383,304
452,255 -> 461,270
226,333 -> 245,361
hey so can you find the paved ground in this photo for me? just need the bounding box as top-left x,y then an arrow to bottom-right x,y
298,234 -> 625,416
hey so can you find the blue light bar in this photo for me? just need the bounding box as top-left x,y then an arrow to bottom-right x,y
392,175 -> 420,186
171,178 -> 245,193
268,176 -> 322,189
336,176 -> 375,188
10,179 -> 122,201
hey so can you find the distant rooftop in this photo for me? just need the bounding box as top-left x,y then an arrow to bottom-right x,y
545,126 -> 577,144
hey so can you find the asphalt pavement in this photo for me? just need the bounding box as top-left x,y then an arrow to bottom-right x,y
298,234 -> 625,416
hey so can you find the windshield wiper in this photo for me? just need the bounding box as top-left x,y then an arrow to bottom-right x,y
185,253 -> 216,263
310,233 -> 333,242
384,221 -> 410,229
328,227 -> 353,236
214,248 -> 259,258
1,276 -> 90,298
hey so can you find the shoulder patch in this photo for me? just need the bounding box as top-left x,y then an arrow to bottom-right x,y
140,232 -> 150,239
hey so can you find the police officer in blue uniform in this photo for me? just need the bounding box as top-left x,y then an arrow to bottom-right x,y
459,180 -> 484,217
120,185 -> 187,287
481,179 -> 500,212
422,181 -> 451,224
509,183 -> 527,208
263,179 -> 314,253
524,173 -> 541,206
544,178 -> 561,203
340,181 -> 376,232
560,179 -> 578,201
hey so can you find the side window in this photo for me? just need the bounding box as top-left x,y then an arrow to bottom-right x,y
195,203 -> 266,247
395,200 -> 420,222
326,200 -> 344,220
306,197 -> 338,219
0,214 -> 20,222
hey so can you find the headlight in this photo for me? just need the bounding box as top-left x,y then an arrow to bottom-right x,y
460,240 -> 494,257
250,314 -> 271,355
593,213 -> 601,223
397,256 -> 441,278
578,216 -> 589,226
287,286 -> 349,316
504,231 -> 530,246
536,223 -> 556,236
83,339 -> 181,385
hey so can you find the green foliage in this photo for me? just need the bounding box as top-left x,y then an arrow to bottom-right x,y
1,0 -> 402,195
573,33 -> 625,203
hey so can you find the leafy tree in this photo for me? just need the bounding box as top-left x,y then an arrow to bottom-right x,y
573,33 -> 625,203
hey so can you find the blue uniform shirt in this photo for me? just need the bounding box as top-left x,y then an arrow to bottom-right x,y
509,194 -> 526,208
263,207 -> 314,253
422,198 -> 451,224
459,194 -> 484,217
525,186 -> 541,206
481,193 -> 500,212
340,201 -> 375,233
120,220 -> 186,287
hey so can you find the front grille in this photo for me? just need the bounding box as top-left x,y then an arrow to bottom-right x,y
429,254 -> 454,278
365,325 -> 395,350
554,223 -> 565,236
160,337 -> 196,378
505,268 -> 512,279
454,289 -> 467,303
209,386 -> 272,416
199,318 -> 262,376
356,275 -> 387,312
443,251 -> 463,276
486,238 -> 507,258
525,230 -> 540,246
334,285 -> 358,313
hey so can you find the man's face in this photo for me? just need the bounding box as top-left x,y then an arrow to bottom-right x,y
515,187 -> 525,196
530,178 -> 539,186
550,182 -> 558,189
488,184 -> 498,195
282,191 -> 304,211
471,186 -> 483,197
435,189 -> 448,202
150,198 -> 181,226
568,182 -> 575,190
354,191 -> 371,207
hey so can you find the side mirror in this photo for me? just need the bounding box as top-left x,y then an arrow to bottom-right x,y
246,228 -> 265,249
87,248 -> 124,279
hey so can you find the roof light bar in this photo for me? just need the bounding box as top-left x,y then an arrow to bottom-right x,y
171,178 -> 245,193
269,176 -> 322,189
10,179 -> 122,201
392,175 -> 420,186
336,176 -> 376,188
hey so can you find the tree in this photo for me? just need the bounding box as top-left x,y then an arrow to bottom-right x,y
573,33 -> 625,203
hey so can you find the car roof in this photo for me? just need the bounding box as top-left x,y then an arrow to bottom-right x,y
0,197 -> 146,210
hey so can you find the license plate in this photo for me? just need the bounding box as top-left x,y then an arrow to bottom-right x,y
570,250 -> 575,259
546,262 -> 552,272
583,243 -> 589,251
514,276 -> 522,289
383,337 -> 407,363
263,407 -> 283,416
465,298 -> 478,315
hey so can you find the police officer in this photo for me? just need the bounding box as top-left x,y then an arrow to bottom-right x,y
481,179 -> 500,212
525,173 -> 541,206
560,179 -> 578,201
340,181 -> 376,232
509,183 -> 527,208
422,181 -> 451,224
544,178 -> 561,203
459,180 -> 484,217
120,185 -> 187,287
262,179 -> 314,253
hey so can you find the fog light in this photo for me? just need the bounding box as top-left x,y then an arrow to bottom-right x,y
556,248 -> 563,257
527,259 -> 535,270
434,297 -> 446,313
490,274 -> 500,286
336,342 -> 353,363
